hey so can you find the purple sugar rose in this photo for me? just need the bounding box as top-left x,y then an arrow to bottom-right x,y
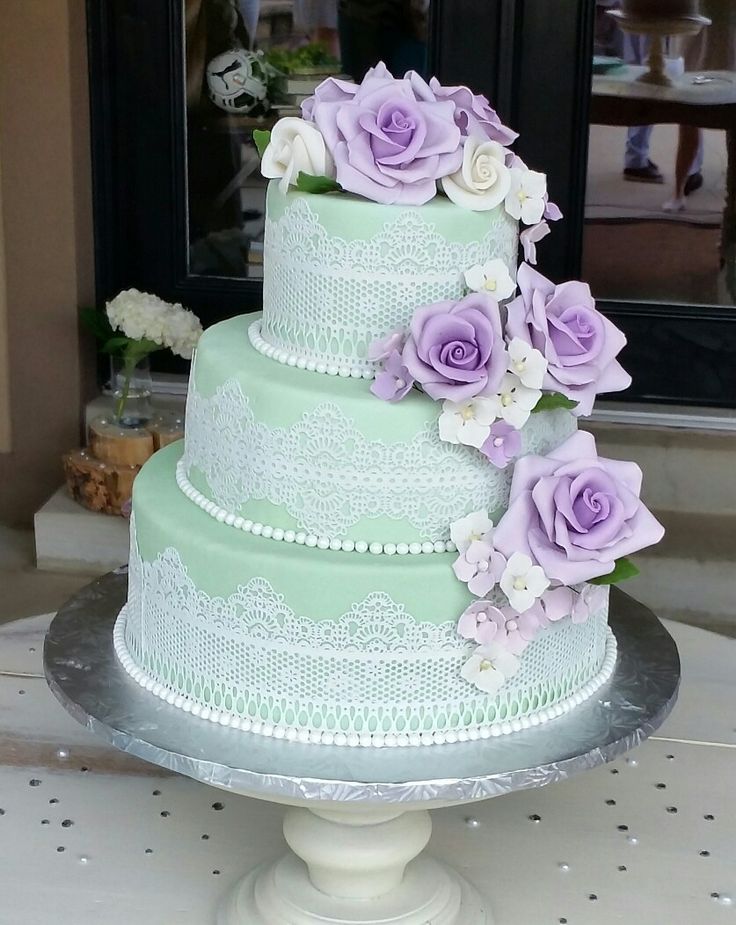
370,350 -> 414,402
505,264 -> 632,415
425,76 -> 518,146
493,431 -> 665,585
480,421 -> 522,469
308,62 -> 462,205
402,293 -> 506,401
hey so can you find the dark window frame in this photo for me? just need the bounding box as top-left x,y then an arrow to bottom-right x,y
88,0 -> 736,405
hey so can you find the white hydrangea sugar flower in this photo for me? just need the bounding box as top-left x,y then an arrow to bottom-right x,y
450,510 -> 494,554
463,259 -> 516,301
500,552 -> 550,613
261,117 -> 334,194
506,337 -> 547,390
486,372 -> 541,429
438,396 -> 496,448
441,138 -> 511,211
505,167 -> 547,225
105,289 -> 202,359
461,643 -> 520,695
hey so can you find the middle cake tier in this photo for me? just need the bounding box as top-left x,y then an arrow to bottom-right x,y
181,314 -> 577,548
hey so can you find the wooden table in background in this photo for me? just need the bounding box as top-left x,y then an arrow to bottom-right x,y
590,67 -> 736,297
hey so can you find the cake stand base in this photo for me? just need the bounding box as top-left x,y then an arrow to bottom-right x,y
218,806 -> 490,924
44,574 -> 680,925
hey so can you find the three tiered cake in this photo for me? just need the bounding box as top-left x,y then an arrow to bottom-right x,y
114,64 -> 664,747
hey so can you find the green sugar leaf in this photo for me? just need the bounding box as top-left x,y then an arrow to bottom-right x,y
590,557 -> 640,585
253,129 -> 271,158
295,172 -> 341,194
532,392 -> 578,413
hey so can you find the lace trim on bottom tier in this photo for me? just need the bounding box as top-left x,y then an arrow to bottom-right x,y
117,517 -> 616,747
114,606 -> 616,747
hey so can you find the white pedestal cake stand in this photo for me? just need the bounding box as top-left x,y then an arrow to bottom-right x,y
44,572 -> 679,925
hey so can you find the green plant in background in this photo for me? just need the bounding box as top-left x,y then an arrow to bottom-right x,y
265,42 -> 340,75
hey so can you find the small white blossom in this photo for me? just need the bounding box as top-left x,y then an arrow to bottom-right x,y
500,552 -> 550,613
106,289 -> 202,359
486,372 -> 541,429
505,168 -> 547,225
506,337 -> 547,390
461,643 -> 520,695
463,259 -> 516,301
450,510 -> 494,554
438,396 -> 496,448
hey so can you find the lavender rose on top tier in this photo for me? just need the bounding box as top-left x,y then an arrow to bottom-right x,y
401,292 -> 506,401
493,431 -> 664,585
506,263 -> 631,415
306,62 -> 462,205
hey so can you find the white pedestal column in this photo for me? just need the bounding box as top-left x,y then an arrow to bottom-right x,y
218,806 -> 492,925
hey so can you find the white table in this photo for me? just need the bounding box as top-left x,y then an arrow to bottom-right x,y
1,612 -> 735,924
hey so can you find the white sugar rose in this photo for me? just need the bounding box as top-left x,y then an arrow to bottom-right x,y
441,138 -> 511,211
261,118 -> 335,194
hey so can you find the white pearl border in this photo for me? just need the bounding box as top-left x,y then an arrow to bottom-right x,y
113,605 -> 618,749
175,459 -> 456,556
248,320 -> 376,380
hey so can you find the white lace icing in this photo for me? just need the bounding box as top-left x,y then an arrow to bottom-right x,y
262,197 -> 518,371
119,515 -> 612,745
182,375 -> 576,541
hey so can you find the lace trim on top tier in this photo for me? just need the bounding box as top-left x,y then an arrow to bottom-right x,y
261,196 -> 518,372
182,375 -> 575,542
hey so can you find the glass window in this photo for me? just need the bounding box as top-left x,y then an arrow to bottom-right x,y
183,0 -> 430,280
583,1 -> 736,308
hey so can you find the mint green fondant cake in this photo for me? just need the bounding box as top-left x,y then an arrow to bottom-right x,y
114,65 -> 666,746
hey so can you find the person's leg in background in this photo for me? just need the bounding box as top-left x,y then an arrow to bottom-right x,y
621,30 -> 664,183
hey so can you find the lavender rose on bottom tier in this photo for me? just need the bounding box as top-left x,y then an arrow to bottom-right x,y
493,430 -> 664,585
506,263 -> 631,416
402,292 -> 506,401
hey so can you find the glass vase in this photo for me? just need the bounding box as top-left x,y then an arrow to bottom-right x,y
109,354 -> 153,428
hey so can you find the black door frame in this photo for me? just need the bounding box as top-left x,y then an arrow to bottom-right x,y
87,0 -> 736,405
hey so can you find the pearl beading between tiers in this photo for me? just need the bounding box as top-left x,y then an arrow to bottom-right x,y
175,459 -> 457,555
249,320 -> 376,380
113,606 -> 618,748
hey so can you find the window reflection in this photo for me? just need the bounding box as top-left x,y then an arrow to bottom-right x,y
585,1 -> 736,307
184,0 -> 430,279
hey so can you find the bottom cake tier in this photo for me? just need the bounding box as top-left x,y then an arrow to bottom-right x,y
116,443 -> 616,747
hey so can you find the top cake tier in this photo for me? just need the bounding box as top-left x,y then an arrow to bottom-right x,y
261,182 -> 518,374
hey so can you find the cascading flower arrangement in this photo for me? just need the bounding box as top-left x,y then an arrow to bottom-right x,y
253,62 -> 665,698
255,60 -> 561,247
84,289 -> 202,424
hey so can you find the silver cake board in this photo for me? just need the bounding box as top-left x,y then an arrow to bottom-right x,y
44,572 -> 679,924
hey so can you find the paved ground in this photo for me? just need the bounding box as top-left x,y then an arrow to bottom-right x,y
0,526 -> 93,626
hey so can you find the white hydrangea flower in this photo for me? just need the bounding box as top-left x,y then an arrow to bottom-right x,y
505,168 -> 547,225
106,289 -> 202,359
486,372 -> 541,429
500,552 -> 550,613
506,337 -> 548,390
461,643 -> 520,695
450,510 -> 494,554
463,259 -> 516,301
438,397 -> 496,448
